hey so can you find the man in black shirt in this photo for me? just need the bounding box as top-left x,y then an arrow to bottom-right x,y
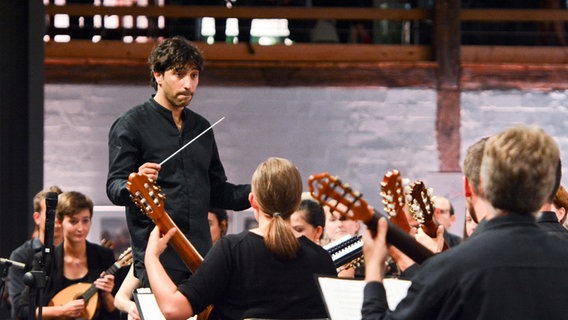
8,186 -> 63,319
107,36 -> 251,287
362,125 -> 568,319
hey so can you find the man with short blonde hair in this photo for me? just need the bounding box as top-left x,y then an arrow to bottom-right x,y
362,125 -> 568,319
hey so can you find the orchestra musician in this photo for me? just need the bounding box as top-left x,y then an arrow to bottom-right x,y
20,191 -> 119,320
362,125 -> 568,319
8,186 -> 63,320
144,157 -> 336,320
290,196 -> 326,244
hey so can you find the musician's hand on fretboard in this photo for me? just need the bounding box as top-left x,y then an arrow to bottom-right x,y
415,225 -> 445,253
362,217 -> 390,283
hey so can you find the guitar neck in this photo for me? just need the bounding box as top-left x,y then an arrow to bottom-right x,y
367,209 -> 434,264
153,211 -> 204,273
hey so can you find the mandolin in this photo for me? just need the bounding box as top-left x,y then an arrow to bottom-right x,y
308,172 -> 434,264
126,172 -> 214,320
407,180 -> 449,251
380,169 -> 411,233
48,247 -> 132,320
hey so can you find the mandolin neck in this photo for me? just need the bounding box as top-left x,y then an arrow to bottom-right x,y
80,260 -> 123,301
153,211 -> 204,273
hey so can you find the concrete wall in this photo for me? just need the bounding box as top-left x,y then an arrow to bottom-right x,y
44,85 -> 568,237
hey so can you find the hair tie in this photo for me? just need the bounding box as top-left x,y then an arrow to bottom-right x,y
273,212 -> 282,218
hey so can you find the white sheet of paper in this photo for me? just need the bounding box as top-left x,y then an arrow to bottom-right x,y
134,288 -> 197,320
317,277 -> 411,320
133,288 -> 166,320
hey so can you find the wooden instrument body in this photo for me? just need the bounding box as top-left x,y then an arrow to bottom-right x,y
126,172 -> 213,320
48,283 -> 98,320
309,172 -> 434,264
47,248 -> 132,320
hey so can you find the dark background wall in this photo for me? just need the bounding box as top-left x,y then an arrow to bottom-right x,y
0,0 -> 44,259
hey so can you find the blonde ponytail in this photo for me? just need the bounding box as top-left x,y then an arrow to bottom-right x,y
251,158 -> 303,260
265,213 -> 300,260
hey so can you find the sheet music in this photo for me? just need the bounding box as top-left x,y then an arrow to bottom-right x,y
133,288 -> 198,320
133,288 -> 166,320
317,277 -> 411,320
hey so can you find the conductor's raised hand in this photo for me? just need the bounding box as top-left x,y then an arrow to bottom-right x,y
138,162 -> 161,181
363,217 -> 389,282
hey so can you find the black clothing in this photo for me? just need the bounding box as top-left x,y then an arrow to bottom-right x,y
362,213 -> 568,319
178,232 -> 336,320
537,210 -> 568,241
442,229 -> 461,247
8,237 -> 43,319
18,242 -> 119,320
107,98 -> 250,285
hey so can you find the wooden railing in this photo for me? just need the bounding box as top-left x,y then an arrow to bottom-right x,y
43,4 -> 568,89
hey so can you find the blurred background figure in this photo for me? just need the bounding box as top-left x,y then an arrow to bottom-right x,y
208,208 -> 229,245
462,208 -> 478,240
8,186 -> 64,320
322,206 -> 361,246
290,195 -> 326,244
322,205 -> 362,278
552,184 -> 568,228
433,196 -> 461,247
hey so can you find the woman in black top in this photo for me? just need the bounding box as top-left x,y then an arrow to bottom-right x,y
145,157 -> 336,320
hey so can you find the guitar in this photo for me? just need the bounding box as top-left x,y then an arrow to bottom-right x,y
126,172 -> 213,320
380,169 -> 411,233
48,247 -> 132,320
308,172 -> 434,264
407,180 -> 449,251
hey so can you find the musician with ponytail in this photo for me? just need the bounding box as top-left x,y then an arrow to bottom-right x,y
145,157 -> 336,320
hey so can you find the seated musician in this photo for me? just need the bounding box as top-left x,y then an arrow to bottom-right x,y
290,195 -> 326,244
145,157 -> 337,320
20,191 -> 119,320
323,205 -> 362,278
8,186 -> 63,320
114,208 -> 230,320
362,126 -> 568,319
